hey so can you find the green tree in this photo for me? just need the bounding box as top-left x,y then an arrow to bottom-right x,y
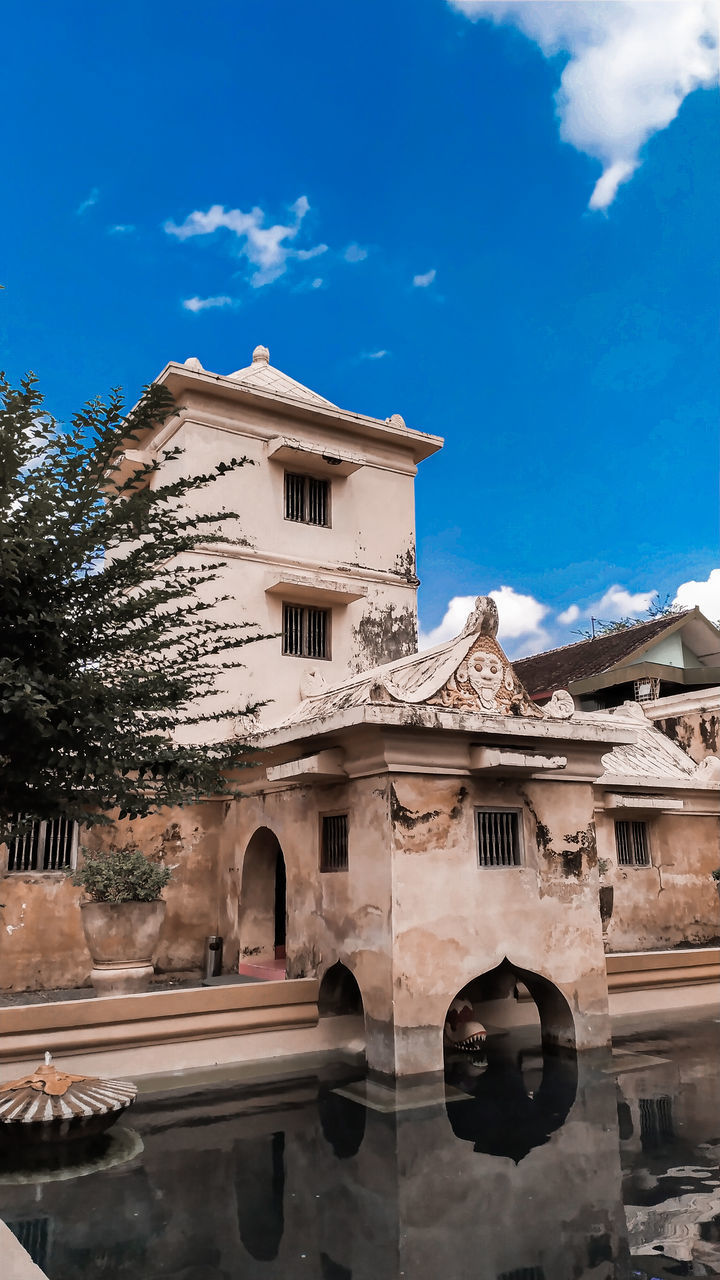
0,373 -> 266,841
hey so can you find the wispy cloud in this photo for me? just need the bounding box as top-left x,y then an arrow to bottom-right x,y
557,604 -> 580,626
413,268 -> 436,288
311,278 -> 324,289
344,242 -> 368,263
449,1 -> 719,209
182,295 -> 234,313
591,584 -> 657,617
108,224 -> 135,235
76,188 -> 99,216
165,195 -> 327,287
361,349 -> 388,360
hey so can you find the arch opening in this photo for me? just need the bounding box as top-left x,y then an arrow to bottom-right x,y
238,828 -> 287,964
318,962 -> 364,1018
443,960 -> 578,1162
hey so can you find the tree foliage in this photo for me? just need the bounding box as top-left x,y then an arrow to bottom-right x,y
0,373 -> 267,841
571,596 -> 679,641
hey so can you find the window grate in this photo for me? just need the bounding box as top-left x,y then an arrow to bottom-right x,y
615,820 -> 650,867
282,604 -> 330,659
634,676 -> 660,703
321,815 -> 348,872
284,473 -> 329,527
7,816 -> 77,873
282,603 -> 305,656
477,810 -> 522,868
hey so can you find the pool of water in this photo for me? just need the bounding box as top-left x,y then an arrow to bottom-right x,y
2,1015 -> 719,1280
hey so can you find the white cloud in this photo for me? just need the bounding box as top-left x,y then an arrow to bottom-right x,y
182,295 -> 234,313
165,195 -> 327,287
557,604 -> 580,626
672,568 -> 720,621
419,586 -> 549,651
413,268 -> 437,288
108,224 -> 135,235
592,584 -> 657,617
344,243 -> 368,263
311,277 -> 324,289
449,1 -> 719,208
489,585 -> 550,642
76,188 -> 99,216
362,349 -> 388,360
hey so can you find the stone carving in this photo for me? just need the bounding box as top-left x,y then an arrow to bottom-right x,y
0,1052 -> 136,1146
183,356 -> 204,371
614,700 -> 649,722
300,669 -> 327,700
430,634 -> 543,718
460,595 -> 499,639
443,998 -> 487,1052
385,413 -> 406,428
545,689 -> 575,720
695,755 -> 720,781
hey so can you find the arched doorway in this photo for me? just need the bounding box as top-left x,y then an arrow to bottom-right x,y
239,828 -> 287,963
443,960 -> 578,1162
444,957 -> 575,1054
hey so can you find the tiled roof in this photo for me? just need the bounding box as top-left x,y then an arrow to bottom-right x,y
513,613 -> 692,697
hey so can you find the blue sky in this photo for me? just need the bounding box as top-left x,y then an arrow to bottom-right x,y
1,0 -> 718,655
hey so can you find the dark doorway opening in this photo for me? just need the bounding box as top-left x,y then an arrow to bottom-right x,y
274,845 -> 286,958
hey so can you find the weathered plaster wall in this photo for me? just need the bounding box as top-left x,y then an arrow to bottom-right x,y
220,779 -> 394,1022
646,699 -> 720,763
0,870 -> 89,992
0,803 -> 227,992
597,808 -> 720,952
384,773 -> 611,1075
156,402 -> 421,728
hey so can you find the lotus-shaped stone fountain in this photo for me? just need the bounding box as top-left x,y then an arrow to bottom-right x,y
0,1052 -> 137,1148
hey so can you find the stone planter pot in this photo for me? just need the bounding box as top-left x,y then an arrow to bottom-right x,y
80,900 -> 166,996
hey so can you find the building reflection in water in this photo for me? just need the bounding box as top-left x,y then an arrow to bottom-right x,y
3,1023 -> 720,1280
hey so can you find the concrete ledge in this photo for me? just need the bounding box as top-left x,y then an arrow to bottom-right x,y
606,947 -> 720,990
606,947 -> 720,1018
0,1220 -> 49,1280
0,978 -> 319,1070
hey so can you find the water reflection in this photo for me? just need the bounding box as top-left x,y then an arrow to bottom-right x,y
445,1040 -> 578,1163
1,1020 -> 718,1280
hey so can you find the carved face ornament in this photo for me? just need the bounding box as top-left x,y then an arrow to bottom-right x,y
465,651 -> 505,709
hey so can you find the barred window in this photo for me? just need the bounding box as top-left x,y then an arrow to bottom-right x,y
284,472 -> 330,527
321,814 -> 348,872
477,810 -> 522,868
5,815 -> 78,873
615,820 -> 650,867
282,604 -> 330,659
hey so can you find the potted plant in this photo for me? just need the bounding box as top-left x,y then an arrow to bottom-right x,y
72,846 -> 172,996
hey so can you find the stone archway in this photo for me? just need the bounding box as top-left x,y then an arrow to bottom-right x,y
318,962 -> 364,1017
444,957 -> 576,1055
443,959 -> 578,1161
238,827 -> 287,963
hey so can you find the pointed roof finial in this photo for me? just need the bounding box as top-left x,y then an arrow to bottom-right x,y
252,344 -> 270,364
